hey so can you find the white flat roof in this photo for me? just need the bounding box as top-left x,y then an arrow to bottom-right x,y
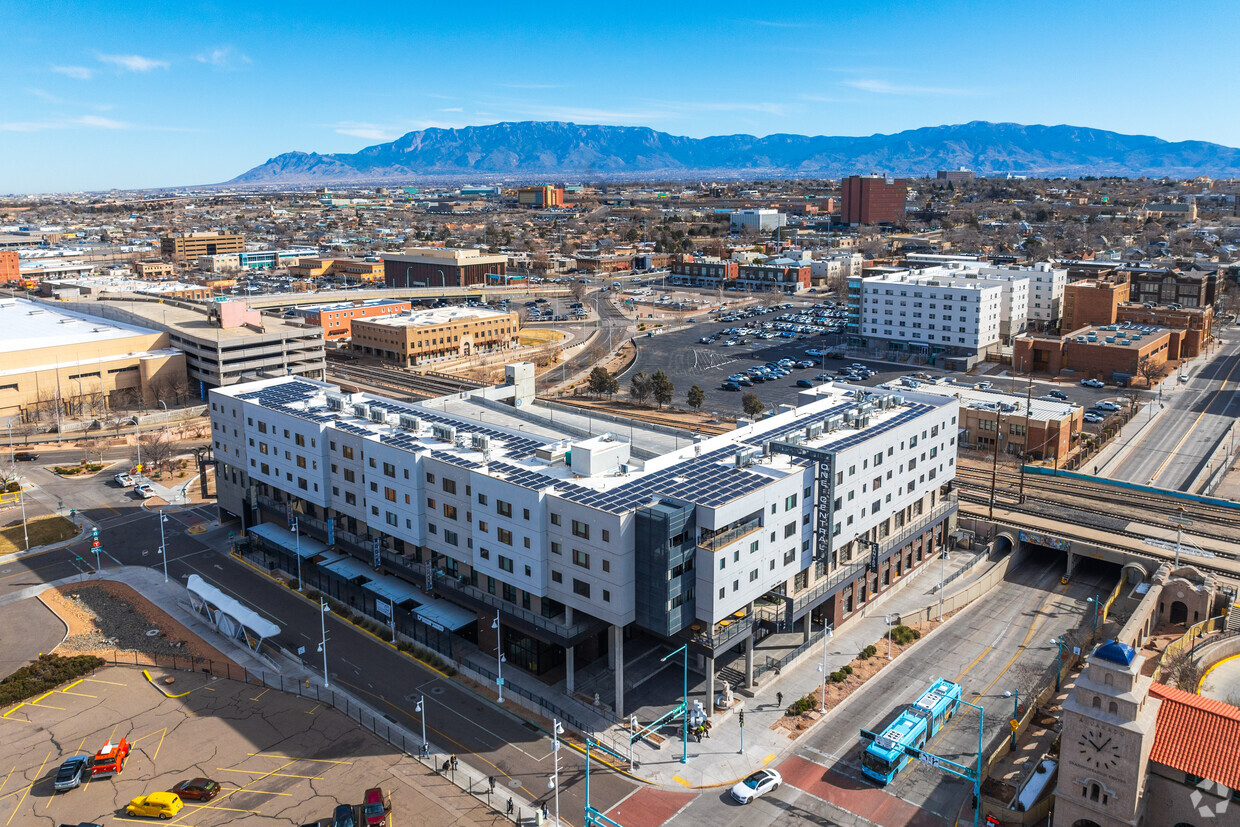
364,306 -> 510,327
413,599 -> 476,632
0,297 -> 163,353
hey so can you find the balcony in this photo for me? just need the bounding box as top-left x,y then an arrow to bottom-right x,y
697,518 -> 763,552
791,497 -> 957,616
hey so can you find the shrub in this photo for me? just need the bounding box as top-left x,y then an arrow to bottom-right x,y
0,654 -> 105,707
842,665 -> 853,676
860,644 -> 878,660
785,694 -> 821,716
890,625 -> 921,646
830,670 -> 847,683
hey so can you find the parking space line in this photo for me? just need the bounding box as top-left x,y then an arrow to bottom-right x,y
0,767 -> 12,800
248,752 -> 353,765
85,677 -> 127,686
5,749 -> 50,826
218,769 -> 323,779
229,788 -> 293,796
304,703 -> 320,715
250,687 -> 271,701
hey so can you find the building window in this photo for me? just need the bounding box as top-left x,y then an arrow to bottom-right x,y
602,529 -> 610,542
551,541 -> 562,555
498,555 -> 513,573
443,504 -> 458,520
784,522 -> 796,538
497,500 -> 512,517
572,579 -> 590,598
573,549 -> 590,568
383,462 -> 396,476
550,513 -> 561,526
572,520 -> 590,539
551,570 -> 562,583
442,478 -> 456,494
480,548 -> 489,560
477,493 -> 488,506
497,528 -> 513,545
384,487 -> 396,502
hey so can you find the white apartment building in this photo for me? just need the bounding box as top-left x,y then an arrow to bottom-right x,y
209,370 -> 958,715
1014,262 -> 1066,329
730,209 -> 787,233
810,252 -> 863,291
860,268 -> 1005,361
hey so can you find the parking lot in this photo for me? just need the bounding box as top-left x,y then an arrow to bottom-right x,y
0,664 -> 497,826
626,311 -> 1136,422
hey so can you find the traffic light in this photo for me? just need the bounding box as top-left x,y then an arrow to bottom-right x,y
738,711 -> 744,727
91,527 -> 99,539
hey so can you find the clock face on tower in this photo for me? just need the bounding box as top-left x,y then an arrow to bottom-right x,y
1077,725 -> 1122,771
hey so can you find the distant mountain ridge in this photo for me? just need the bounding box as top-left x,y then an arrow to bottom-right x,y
228,120 -> 1240,183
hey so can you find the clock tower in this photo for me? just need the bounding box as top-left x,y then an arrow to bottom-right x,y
1053,640 -> 1159,827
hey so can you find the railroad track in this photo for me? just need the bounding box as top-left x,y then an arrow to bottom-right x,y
327,362 -> 482,398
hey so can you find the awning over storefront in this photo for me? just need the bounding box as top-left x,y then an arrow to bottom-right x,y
413,599 -> 477,632
248,522 -> 328,559
319,553 -> 376,582
363,576 -> 424,607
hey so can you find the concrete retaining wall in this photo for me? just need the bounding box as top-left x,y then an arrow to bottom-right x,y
903,547 -> 1021,625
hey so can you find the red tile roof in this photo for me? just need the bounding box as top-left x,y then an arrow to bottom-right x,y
1148,683 -> 1240,788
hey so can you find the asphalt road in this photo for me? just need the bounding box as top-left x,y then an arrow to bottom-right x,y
1108,328 -> 1240,490
666,554 -> 1116,827
0,472 -> 638,825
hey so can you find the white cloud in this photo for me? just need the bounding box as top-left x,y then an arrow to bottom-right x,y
195,47 -> 251,69
333,122 -> 398,141
27,88 -> 65,104
73,115 -> 129,129
0,115 -> 132,132
98,54 -> 169,72
52,65 -> 93,80
438,107 -> 463,113
842,78 -> 974,96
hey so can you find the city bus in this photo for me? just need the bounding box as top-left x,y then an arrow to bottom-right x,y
861,677 -> 961,785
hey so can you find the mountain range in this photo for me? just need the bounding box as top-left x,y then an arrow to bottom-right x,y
228,121 -> 1240,184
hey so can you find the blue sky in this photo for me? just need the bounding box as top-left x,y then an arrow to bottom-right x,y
3,0 -> 1237,192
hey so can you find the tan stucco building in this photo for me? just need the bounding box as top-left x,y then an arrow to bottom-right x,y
0,297 -> 187,422
351,307 -> 519,366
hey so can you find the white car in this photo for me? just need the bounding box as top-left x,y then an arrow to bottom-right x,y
1083,413 -> 1105,424
1095,401 -> 1121,412
731,768 -> 782,804
1080,378 -> 1105,388
113,472 -> 134,487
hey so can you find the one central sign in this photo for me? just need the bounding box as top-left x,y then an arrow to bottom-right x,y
768,442 -> 835,565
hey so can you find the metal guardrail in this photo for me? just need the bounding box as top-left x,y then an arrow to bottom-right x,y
698,519 -> 763,552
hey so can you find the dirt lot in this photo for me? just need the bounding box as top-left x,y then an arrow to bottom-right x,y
0,664 -> 510,826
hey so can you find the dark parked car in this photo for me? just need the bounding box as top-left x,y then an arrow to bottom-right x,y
796,379 -> 815,388
333,804 -> 357,827
172,778 -> 220,801
14,451 -> 38,461
53,755 -> 91,792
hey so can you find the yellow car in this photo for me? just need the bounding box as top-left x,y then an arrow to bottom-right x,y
126,791 -> 183,819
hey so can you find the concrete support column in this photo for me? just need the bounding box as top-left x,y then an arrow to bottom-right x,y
565,645 -> 575,695
612,624 -> 625,717
1066,551 -> 1077,575
706,655 -> 716,717
744,636 -> 754,688
803,617 -> 812,644
565,606 -> 574,626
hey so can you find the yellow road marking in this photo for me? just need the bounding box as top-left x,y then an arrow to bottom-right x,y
762,753 -> 776,765
248,752 -> 354,765
85,678 -> 127,686
1200,652 -> 1240,692
143,669 -> 194,698
1,705 -> 24,719
217,768 -> 321,780
672,775 -> 691,787
304,703 -> 320,715
27,702 -> 64,711
1148,356 -> 1240,483
5,749 -> 50,826
62,680 -> 83,691
0,767 -> 12,799
250,687 -> 271,701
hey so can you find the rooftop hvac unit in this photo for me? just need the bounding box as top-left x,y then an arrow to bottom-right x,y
352,403 -> 369,419
326,395 -> 346,411
398,414 -> 422,432
535,442 -> 569,462
472,434 -> 490,452
734,448 -> 755,467
786,433 -> 804,446
826,416 -> 842,432
806,423 -> 823,439
431,424 -> 456,443
369,406 -> 388,424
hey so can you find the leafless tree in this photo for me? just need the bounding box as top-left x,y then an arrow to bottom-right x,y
1159,648 -> 1205,692
1136,356 -> 1165,389
137,429 -> 178,477
79,437 -> 105,464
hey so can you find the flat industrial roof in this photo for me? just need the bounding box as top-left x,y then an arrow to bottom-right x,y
911,382 -> 1078,422
0,297 -> 165,353
361,306 -> 511,327
56,296 -> 319,341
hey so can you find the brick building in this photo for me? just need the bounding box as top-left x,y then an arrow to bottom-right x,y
1121,265 -> 1217,309
290,257 -> 386,283
381,249 -> 507,288
351,307 -> 519,366
159,231 -> 245,262
669,256 -> 739,288
841,175 -> 906,226
517,186 -> 564,208
290,299 -> 412,341
1015,325 -> 1172,382
917,384 -> 1081,461
0,250 -> 19,285
1061,279 -> 1130,332
1114,303 -> 1213,358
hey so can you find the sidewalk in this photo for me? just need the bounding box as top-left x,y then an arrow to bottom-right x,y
605,547 -> 993,788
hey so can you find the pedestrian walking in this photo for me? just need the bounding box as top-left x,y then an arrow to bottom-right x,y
489,775 -> 496,794
776,691 -> 783,708
507,797 -> 515,816
694,727 -> 701,743
451,754 -> 459,771
541,803 -> 549,821
442,758 -> 451,773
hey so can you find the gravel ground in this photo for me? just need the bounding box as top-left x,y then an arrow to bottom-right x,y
41,580 -> 235,665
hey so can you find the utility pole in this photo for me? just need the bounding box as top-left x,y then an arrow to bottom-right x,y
1018,368 -> 1034,503
988,405 -> 1002,520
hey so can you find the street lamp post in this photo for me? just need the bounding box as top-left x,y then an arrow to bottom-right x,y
158,509 -> 169,583
885,614 -> 894,660
1004,690 -> 1020,750
549,720 -> 563,826
319,598 -> 331,688
414,696 -> 428,758
816,621 -> 835,711
289,516 -> 302,591
17,478 -> 30,551
1050,638 -> 1070,692
660,644 -> 689,764
491,613 -> 506,703
1086,595 -> 1102,643
939,547 -> 949,621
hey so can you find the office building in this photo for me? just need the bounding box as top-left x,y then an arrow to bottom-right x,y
289,257 -> 386,282
916,383 -> 1081,461
197,248 -> 317,273
1015,324 -> 1173,383
210,372 -> 958,714
730,209 -> 788,233
810,252 -> 863,292
935,169 -> 974,181
0,297 -> 186,421
1062,279 -> 1131,332
1122,265 -> 1217,310
351,307 -> 519,366
841,175 -> 906,226
160,231 -> 245,262
736,259 -> 811,293
290,299 -> 412,341
133,260 -> 176,279
517,186 -> 564,208
1114,303 -> 1213,358
1021,262 -> 1067,330
382,248 -> 508,288
59,297 -> 325,393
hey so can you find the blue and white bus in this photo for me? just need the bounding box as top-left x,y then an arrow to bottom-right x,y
861,677 -> 962,785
